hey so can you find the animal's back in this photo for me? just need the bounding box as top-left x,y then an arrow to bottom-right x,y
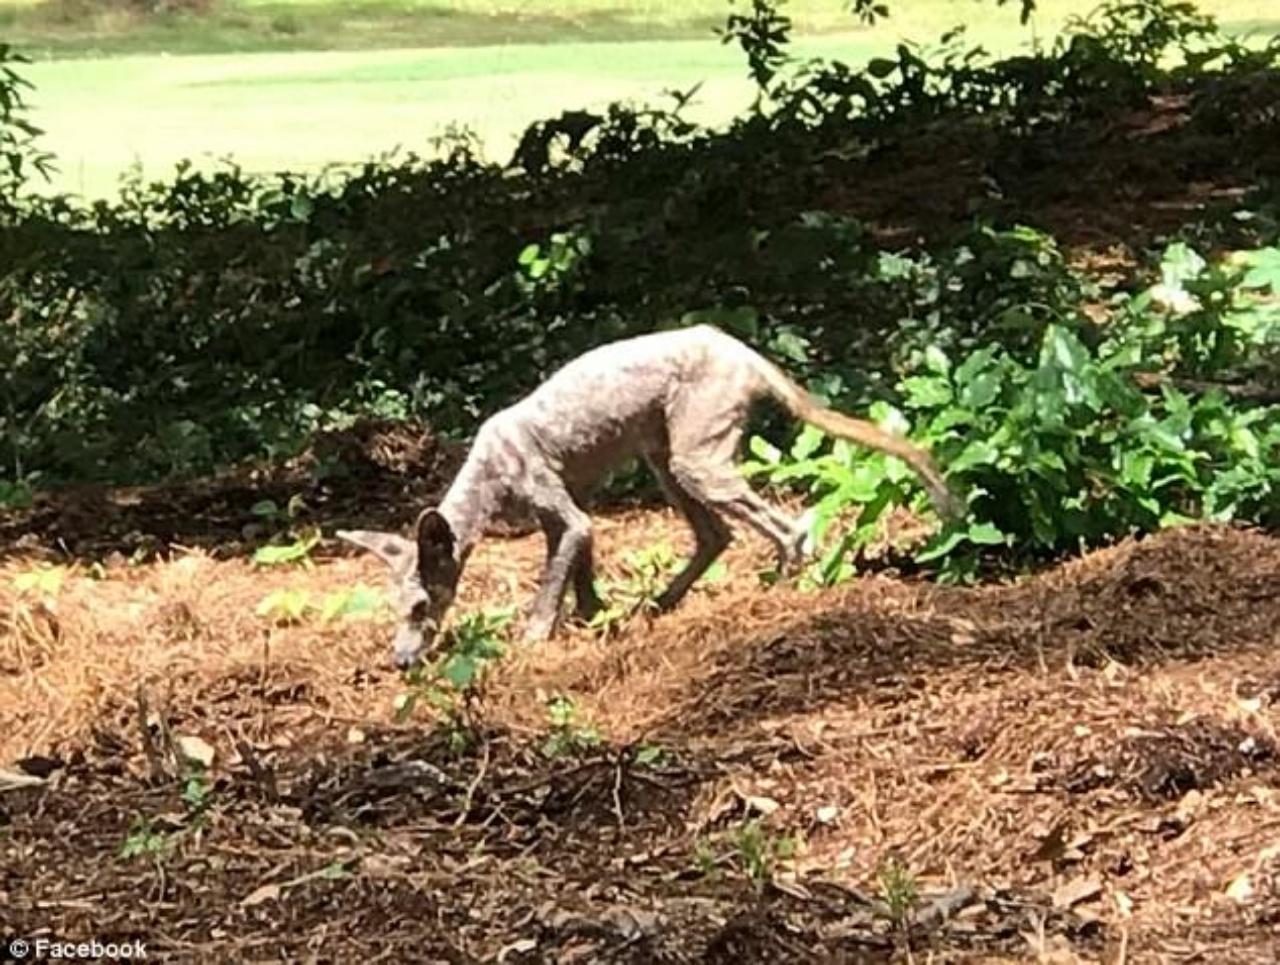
495,325 -> 759,480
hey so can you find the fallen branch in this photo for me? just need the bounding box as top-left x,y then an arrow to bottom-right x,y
0,768 -> 46,792
1132,371 -> 1280,404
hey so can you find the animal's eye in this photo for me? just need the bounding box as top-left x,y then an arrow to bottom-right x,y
409,601 -> 429,624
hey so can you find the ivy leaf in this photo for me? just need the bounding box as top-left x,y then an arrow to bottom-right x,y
901,375 -> 952,408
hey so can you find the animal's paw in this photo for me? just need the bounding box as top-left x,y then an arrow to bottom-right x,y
791,510 -> 817,560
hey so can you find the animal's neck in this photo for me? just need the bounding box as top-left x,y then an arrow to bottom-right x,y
437,455 -> 495,560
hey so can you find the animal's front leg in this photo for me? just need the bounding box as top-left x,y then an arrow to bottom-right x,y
523,507 -> 591,642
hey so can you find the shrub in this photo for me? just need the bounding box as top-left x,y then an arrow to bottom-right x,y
749,241 -> 1280,581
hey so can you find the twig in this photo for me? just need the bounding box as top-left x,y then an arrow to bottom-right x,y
135,685 -> 166,784
1132,371 -> 1280,404
153,691 -> 182,774
453,739 -> 491,829
612,751 -> 627,832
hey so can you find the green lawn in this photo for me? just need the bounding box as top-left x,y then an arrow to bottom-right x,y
24,39 -> 764,197
10,0 -> 1278,200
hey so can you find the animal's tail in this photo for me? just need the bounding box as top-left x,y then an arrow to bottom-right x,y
751,353 -> 963,520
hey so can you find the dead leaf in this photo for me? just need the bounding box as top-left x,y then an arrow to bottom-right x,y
241,883 -> 282,907
1053,875 -> 1102,909
497,938 -> 538,961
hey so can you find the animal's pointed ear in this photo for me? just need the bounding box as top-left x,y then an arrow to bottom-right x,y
336,529 -> 416,570
415,509 -> 457,583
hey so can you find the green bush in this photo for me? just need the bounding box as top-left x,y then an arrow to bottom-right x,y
748,241 -> 1280,581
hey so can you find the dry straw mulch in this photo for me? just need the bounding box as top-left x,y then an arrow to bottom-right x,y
3,516 -> 1280,962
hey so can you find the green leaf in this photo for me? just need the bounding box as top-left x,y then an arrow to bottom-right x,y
901,375 -> 952,408
959,371 -> 1002,409
1237,246 -> 1280,291
441,653 -> 478,690
770,329 -> 810,364
635,744 -> 665,767
1159,242 -> 1207,288
954,345 -> 1001,384
253,541 -> 311,566
868,401 -> 911,436
14,566 -> 64,596
965,521 -> 1007,546
790,424 -> 825,461
950,439 -> 1000,472
289,194 -> 313,221
923,345 -> 950,375
866,57 -> 897,78
748,435 -> 782,465
702,560 -> 729,584
1043,324 -> 1092,376
914,526 -> 966,563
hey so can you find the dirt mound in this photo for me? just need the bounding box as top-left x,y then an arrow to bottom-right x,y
1062,719 -> 1276,801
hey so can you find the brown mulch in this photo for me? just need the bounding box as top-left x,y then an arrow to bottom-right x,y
0,418 -> 477,565
824,91 -> 1280,263
3,501 -> 1280,961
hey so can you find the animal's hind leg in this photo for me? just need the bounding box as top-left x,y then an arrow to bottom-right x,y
570,533 -> 603,622
664,384 -> 805,574
645,452 -> 732,612
669,457 -> 805,574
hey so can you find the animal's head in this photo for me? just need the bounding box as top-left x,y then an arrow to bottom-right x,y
337,509 -> 460,670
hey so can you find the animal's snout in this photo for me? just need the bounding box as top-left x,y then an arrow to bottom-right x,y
391,620 -> 436,672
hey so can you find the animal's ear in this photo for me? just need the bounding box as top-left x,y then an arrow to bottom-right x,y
415,509 -> 458,585
336,529 -> 416,570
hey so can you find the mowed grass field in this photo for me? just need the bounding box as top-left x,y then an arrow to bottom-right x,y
7,0 -> 1278,199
